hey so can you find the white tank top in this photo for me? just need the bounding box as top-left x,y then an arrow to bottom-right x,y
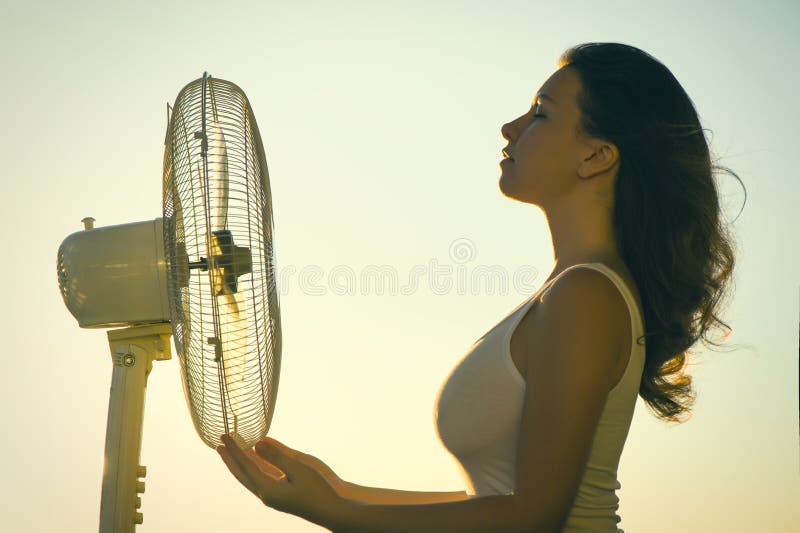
433,262 -> 645,532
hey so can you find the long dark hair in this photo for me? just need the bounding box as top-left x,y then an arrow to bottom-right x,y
557,42 -> 745,423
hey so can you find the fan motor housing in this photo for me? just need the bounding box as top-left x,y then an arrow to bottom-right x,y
57,218 -> 170,328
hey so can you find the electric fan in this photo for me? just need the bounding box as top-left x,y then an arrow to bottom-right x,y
56,72 -> 282,532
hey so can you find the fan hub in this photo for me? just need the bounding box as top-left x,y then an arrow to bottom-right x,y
187,230 -> 252,296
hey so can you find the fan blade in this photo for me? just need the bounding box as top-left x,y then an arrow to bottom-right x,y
217,290 -> 248,435
208,117 -> 229,231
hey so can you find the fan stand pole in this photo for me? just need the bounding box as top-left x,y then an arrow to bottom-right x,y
99,324 -> 172,533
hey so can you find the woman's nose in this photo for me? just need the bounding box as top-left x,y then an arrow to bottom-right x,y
501,121 -> 515,142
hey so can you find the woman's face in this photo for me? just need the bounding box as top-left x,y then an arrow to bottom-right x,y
499,66 -> 587,206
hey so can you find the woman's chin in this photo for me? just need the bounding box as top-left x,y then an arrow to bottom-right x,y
499,175 -> 539,205
498,172 -> 519,197
499,178 -> 522,201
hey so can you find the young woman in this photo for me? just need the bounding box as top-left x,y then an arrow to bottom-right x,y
218,42 -> 742,532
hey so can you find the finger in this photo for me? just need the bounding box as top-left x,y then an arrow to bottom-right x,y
260,436 -> 300,458
254,439 -> 297,475
257,440 -> 326,475
254,442 -> 314,483
254,439 -> 277,458
220,435 -> 269,488
217,445 -> 259,496
245,447 -> 287,481
262,435 -> 289,449
253,440 -> 290,473
221,433 -> 254,465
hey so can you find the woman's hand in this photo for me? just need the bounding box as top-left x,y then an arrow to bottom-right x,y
259,436 -> 351,498
217,434 -> 348,529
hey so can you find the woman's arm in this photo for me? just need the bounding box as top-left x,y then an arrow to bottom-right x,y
329,492 -> 535,533
262,438 -> 470,505
340,480 -> 469,505
217,435 -> 538,532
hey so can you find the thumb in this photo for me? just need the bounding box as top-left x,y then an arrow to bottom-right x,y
254,440 -> 298,475
245,447 -> 287,481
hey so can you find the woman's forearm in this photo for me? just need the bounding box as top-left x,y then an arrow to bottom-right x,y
340,480 -> 469,505
328,492 -> 537,533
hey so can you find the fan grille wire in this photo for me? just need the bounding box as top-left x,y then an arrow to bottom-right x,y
163,75 -> 282,449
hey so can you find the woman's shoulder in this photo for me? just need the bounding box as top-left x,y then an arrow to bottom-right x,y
539,258 -> 640,307
531,263 -> 631,347
520,262 -> 631,396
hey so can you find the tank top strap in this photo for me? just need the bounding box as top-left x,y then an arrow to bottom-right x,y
508,262 -> 642,334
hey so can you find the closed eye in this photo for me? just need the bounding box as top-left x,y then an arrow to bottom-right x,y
528,105 -> 545,119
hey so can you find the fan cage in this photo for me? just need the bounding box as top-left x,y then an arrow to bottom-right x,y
163,75 -> 282,449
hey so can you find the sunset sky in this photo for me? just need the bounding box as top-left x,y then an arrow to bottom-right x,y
2,1 -> 798,531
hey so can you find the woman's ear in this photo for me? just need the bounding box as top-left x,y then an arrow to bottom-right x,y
577,141 -> 619,180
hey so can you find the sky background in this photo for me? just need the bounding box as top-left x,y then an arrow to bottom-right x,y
1,0 -> 798,531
